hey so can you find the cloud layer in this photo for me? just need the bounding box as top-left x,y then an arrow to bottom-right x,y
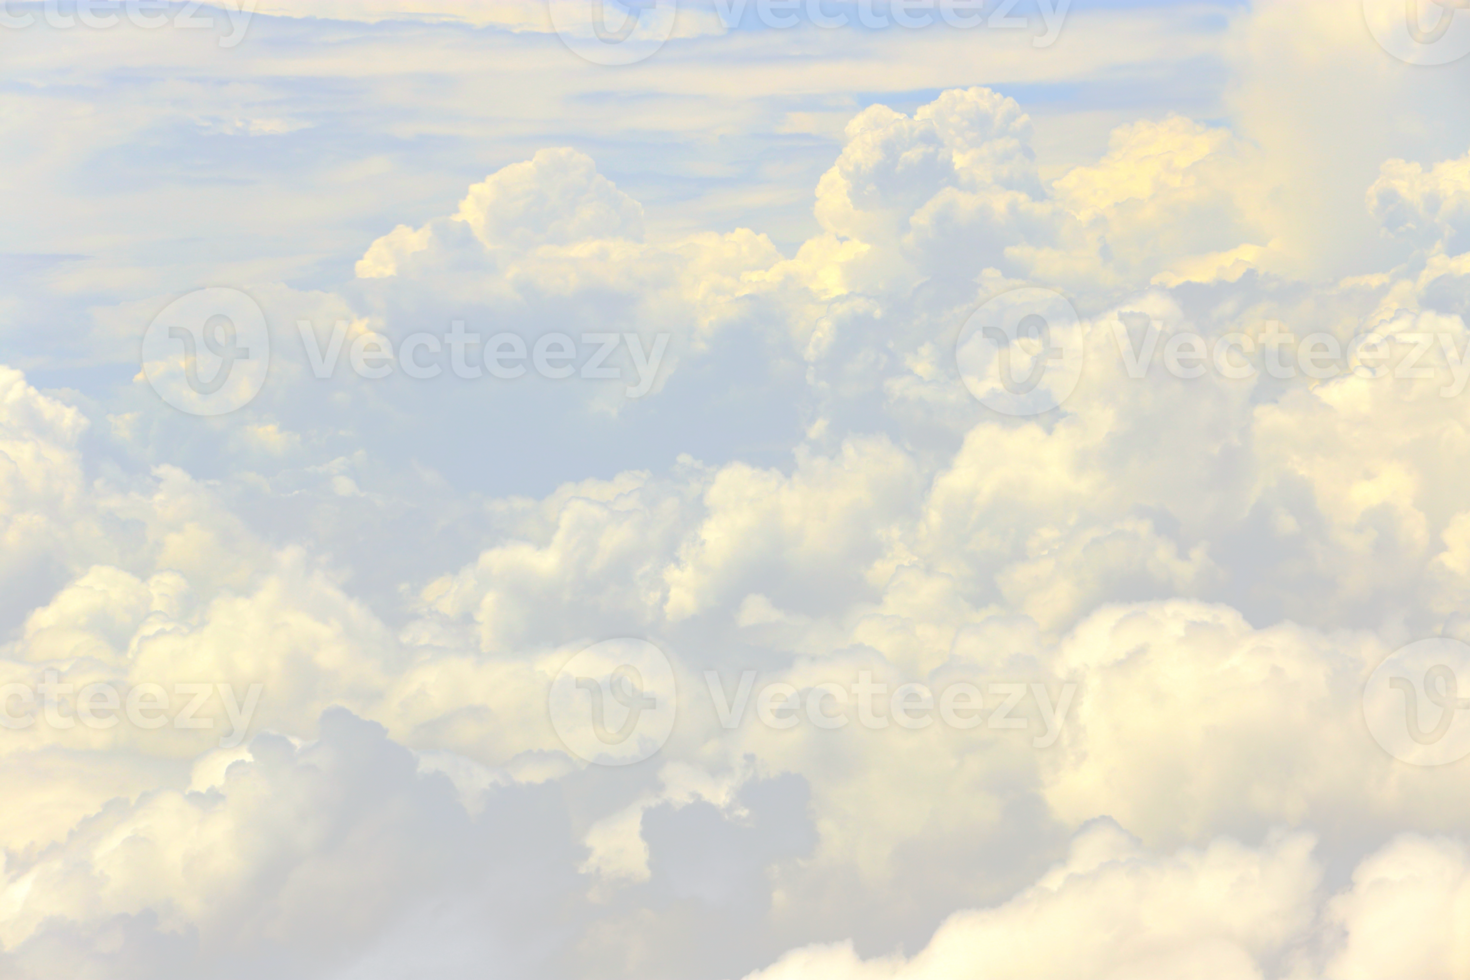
3,1 -> 1470,977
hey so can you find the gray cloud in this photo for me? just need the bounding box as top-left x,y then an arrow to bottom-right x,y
643,775 -> 823,910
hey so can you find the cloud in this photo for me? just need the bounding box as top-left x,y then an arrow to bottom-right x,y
745,824 -> 1470,980
0,710 -> 586,978
1370,147 -> 1470,254
804,89 -> 1274,296
359,148 -> 647,279
251,0 -> 726,38
7,3 -> 1470,973
745,822 -> 1320,980
645,777 -> 814,911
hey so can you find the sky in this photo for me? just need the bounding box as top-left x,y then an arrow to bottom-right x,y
3,0 -> 1470,977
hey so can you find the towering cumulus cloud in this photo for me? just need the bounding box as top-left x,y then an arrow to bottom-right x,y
3,0 -> 1470,977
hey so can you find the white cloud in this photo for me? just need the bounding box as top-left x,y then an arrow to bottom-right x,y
6,3 -> 1470,975
1370,147 -> 1470,252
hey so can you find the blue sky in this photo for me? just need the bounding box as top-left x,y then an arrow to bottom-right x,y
4,0 -> 1262,500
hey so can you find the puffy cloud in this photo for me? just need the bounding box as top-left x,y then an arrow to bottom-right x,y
1222,0 -> 1470,279
201,182 -> 876,581
1370,147 -> 1470,254
0,710 -> 587,979
1320,834 -> 1470,980
9,6 -> 1470,972
806,90 -> 1275,295
745,823 -> 1320,980
746,826 -> 1470,980
813,88 -> 1049,282
359,148 -> 646,279
996,518 -> 1219,632
0,368 -> 89,630
1044,117 -> 1272,289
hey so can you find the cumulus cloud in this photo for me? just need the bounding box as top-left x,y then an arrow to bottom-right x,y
1370,147 -> 1470,254
745,825 -> 1470,980
745,823 -> 1320,980
358,148 -> 647,278
804,88 -> 1273,296
0,710 -> 587,979
5,3 -> 1470,976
